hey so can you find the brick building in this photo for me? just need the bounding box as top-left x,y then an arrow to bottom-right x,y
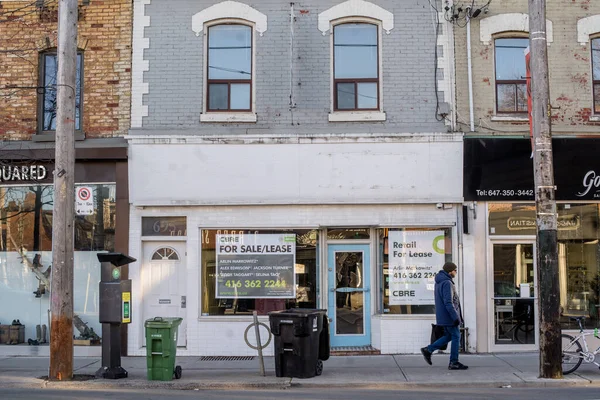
127,0 -> 463,356
0,0 -> 132,351
454,0 -> 600,353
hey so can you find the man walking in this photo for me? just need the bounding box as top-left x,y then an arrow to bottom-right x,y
421,262 -> 468,370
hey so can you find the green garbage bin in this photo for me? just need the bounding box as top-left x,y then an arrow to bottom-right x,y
144,317 -> 183,381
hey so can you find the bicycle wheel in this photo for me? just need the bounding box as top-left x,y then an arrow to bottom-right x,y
514,323 -> 535,344
561,334 -> 583,375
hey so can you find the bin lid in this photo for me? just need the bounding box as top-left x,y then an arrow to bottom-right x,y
268,308 -> 327,318
144,317 -> 183,328
97,252 -> 137,266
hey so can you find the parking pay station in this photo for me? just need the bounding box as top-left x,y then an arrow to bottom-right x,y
96,252 -> 136,379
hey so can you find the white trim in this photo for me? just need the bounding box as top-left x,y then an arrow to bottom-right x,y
328,111 -> 386,122
131,0 -> 151,128
589,116 -> 600,122
491,116 -> 529,122
126,132 -> 463,145
479,13 -> 553,45
318,0 -> 394,34
191,1 -> 267,37
200,113 -> 257,123
577,15 -> 600,45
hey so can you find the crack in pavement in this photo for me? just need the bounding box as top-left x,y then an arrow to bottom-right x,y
391,355 -> 408,382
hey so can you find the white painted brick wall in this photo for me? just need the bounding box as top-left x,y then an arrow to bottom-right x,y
127,203 -> 462,356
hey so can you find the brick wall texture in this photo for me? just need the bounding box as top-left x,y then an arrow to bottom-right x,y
0,0 -> 132,139
454,0 -> 600,136
141,0 -> 449,134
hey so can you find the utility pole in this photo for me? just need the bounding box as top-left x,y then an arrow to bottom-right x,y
49,0 -> 78,381
528,0 -> 561,379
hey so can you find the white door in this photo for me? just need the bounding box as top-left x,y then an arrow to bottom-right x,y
142,242 -> 187,347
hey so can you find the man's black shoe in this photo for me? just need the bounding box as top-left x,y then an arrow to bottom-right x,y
448,362 -> 468,370
420,347 -> 432,365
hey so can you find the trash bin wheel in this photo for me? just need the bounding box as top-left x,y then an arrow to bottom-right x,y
174,365 -> 182,380
315,360 -> 323,376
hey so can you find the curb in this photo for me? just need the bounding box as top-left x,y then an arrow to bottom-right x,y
0,377 -> 597,391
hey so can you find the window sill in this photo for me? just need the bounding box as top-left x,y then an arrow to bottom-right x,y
490,115 -> 529,122
200,113 -> 257,123
588,116 -> 600,122
32,132 -> 86,142
328,111 -> 386,122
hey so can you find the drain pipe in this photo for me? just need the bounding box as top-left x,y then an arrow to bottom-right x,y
466,12 -> 475,132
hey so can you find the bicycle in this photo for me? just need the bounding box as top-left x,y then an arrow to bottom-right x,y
561,316 -> 600,375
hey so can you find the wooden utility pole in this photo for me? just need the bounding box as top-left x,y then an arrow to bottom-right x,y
49,0 -> 78,381
528,0 -> 562,379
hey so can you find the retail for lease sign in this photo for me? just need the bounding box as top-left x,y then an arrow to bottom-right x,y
216,233 -> 296,299
388,230 -> 445,305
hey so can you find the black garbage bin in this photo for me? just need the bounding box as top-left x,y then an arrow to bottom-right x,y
268,308 -> 330,379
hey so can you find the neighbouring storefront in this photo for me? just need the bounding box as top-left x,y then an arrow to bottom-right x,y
127,134 -> 465,356
0,140 -> 129,355
464,137 -> 600,352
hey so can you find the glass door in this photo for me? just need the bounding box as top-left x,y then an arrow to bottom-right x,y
327,244 -> 371,347
491,242 -> 538,350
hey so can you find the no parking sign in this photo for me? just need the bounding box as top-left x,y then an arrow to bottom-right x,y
76,186 -> 94,215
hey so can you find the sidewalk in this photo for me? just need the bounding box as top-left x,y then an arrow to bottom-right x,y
0,353 -> 599,390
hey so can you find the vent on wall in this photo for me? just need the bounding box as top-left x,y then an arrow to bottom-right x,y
199,356 -> 255,361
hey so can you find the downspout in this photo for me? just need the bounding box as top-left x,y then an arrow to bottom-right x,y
466,13 -> 475,132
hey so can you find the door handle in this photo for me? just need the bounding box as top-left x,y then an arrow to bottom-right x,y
331,288 -> 370,293
181,295 -> 186,309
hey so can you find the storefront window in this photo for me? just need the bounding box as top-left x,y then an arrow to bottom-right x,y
489,203 -> 600,329
378,227 -> 453,315
327,228 -> 370,240
200,229 -> 318,316
0,184 -> 116,342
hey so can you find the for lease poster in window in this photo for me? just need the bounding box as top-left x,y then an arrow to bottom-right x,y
388,230 -> 445,305
216,233 -> 296,299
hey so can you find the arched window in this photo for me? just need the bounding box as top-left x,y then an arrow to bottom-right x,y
151,247 -> 180,261
592,38 -> 600,114
318,0 -> 393,121
207,23 -> 252,111
333,23 -> 379,111
494,37 -> 528,114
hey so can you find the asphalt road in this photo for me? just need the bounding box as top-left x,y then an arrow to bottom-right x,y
1,387 -> 600,400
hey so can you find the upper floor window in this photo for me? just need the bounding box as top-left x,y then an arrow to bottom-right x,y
207,24 -> 252,112
494,38 -> 528,114
593,38 -> 600,114
39,51 -> 83,132
333,23 -> 379,111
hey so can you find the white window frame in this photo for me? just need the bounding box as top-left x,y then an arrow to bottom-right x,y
192,1 -> 267,123
577,16 -> 600,119
202,19 -> 256,122
318,0 -> 393,123
492,35 -> 529,119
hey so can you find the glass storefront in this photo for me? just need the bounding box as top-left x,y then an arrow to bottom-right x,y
200,229 -> 318,316
378,227 -> 453,315
0,184 -> 116,342
489,203 -> 600,330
